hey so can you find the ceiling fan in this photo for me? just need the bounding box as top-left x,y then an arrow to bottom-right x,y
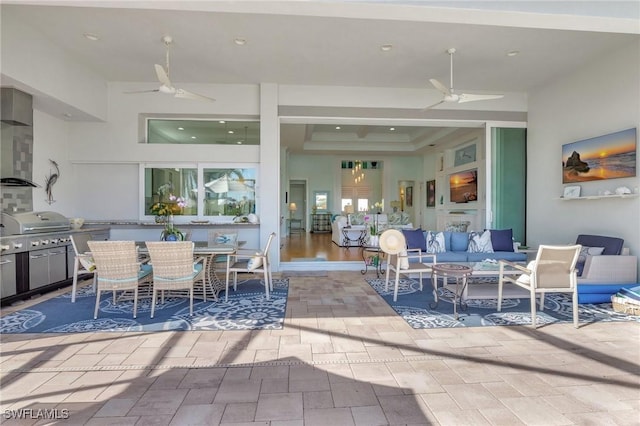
125,35 -> 215,102
424,48 -> 503,109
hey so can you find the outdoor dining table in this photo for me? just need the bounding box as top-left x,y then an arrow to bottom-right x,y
137,241 -> 241,301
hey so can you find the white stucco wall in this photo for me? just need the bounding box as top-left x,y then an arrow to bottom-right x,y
528,40 -> 640,273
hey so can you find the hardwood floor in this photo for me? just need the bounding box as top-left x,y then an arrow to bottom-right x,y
280,231 -> 363,261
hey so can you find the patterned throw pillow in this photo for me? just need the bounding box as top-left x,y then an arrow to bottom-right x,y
445,222 -> 470,233
389,212 -> 402,225
400,212 -> 411,225
426,231 -> 446,254
467,230 -> 494,253
350,212 -> 365,225
247,252 -> 264,271
577,246 -> 605,264
213,232 -> 238,245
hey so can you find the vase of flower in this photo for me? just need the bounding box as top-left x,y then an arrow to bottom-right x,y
152,195 -> 186,240
161,214 -> 184,241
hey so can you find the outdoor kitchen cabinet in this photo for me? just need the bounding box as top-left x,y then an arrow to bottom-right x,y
0,254 -> 17,298
0,226 -> 110,306
29,247 -> 67,290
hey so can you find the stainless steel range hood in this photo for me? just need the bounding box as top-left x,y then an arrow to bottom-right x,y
1,87 -> 37,189
1,88 -> 33,126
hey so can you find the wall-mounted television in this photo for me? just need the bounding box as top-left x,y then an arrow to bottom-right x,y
449,169 -> 477,203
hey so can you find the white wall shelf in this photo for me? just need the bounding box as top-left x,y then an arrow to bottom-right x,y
558,194 -> 639,201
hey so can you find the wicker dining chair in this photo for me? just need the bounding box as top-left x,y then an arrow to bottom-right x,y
70,233 -> 97,303
145,241 -> 205,318
87,240 -> 153,319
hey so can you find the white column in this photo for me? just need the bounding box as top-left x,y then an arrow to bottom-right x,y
259,83 -> 281,270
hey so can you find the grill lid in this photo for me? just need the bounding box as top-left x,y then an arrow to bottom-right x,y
0,211 -> 70,235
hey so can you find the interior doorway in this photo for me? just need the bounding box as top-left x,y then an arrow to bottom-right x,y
289,180 -> 307,233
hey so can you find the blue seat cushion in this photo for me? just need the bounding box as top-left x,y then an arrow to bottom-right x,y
466,252 -> 527,262
193,263 -> 204,275
434,252 -> 468,262
577,283 -> 639,304
139,264 -> 153,279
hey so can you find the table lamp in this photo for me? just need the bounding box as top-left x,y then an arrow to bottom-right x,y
288,202 -> 297,219
344,204 -> 354,225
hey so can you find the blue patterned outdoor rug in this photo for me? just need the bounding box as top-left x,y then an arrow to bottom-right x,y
366,277 -> 640,328
1,278 -> 288,333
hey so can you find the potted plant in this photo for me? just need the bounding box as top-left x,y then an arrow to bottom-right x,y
151,194 -> 186,240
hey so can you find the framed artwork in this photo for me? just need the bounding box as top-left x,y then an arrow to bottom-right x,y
313,190 -> 329,212
562,127 -> 637,183
449,169 -> 478,203
563,185 -> 581,198
426,180 -> 436,207
454,144 -> 477,167
406,186 -> 413,207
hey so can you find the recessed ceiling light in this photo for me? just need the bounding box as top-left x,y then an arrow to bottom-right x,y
83,33 -> 99,41
380,44 -> 393,52
228,130 -> 234,134
389,127 -> 395,131
178,127 -> 184,131
219,120 -> 226,124
191,136 -> 196,139
234,37 -> 247,46
237,141 -> 243,145
62,113 -> 72,118
335,126 -> 341,130
506,50 -> 520,57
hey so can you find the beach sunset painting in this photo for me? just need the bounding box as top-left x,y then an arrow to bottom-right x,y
562,128 -> 637,183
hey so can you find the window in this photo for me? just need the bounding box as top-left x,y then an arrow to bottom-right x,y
146,118 -> 260,145
203,168 -> 256,216
144,167 -> 197,216
142,165 -> 257,219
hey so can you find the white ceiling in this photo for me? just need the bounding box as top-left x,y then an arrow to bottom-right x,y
2,1 -> 638,154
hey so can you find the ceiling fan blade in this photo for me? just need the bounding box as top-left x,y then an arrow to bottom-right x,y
174,88 -> 216,102
423,99 -> 445,110
154,64 -> 171,86
458,93 -> 504,103
429,78 -> 450,96
123,89 -> 160,94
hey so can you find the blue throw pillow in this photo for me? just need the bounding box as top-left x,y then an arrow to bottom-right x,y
450,232 -> 469,252
402,228 -> 426,251
490,229 -> 514,252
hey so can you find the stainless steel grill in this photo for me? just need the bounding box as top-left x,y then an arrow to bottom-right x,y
1,211 -> 70,235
